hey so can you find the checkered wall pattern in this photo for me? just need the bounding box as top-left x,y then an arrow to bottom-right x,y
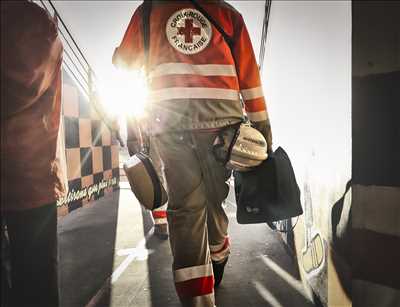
57,70 -> 120,217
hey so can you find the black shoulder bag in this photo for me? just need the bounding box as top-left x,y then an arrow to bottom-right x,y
234,147 -> 303,224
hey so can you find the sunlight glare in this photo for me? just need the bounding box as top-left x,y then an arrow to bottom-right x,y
97,67 -> 148,118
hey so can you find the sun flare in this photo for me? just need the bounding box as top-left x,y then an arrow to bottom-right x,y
97,67 -> 148,119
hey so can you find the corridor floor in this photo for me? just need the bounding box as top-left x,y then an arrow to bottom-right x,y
58,154 -> 315,307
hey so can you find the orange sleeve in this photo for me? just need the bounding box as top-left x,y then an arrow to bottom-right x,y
231,14 -> 268,124
112,5 -> 145,70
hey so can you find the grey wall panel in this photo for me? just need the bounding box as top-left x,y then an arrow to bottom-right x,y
352,71 -> 400,186
351,0 -> 400,304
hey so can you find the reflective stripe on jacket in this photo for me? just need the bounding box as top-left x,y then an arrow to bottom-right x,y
113,0 -> 269,134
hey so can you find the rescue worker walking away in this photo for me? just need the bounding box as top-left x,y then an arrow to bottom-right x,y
113,1 -> 273,306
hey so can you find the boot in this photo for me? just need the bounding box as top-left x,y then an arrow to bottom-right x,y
212,257 -> 228,288
154,223 -> 169,240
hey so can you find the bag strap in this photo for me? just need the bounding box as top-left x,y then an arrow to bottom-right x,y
142,0 -> 152,72
142,0 -> 236,89
190,0 -> 249,128
189,0 -> 235,52
141,0 -> 152,153
224,122 -> 242,165
212,122 -> 242,166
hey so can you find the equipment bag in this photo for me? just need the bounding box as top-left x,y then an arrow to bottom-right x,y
123,0 -> 169,212
234,146 -> 303,224
124,152 -> 168,211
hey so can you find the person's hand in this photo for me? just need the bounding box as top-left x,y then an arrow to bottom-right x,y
265,125 -> 273,155
251,120 -> 273,154
127,140 -> 141,156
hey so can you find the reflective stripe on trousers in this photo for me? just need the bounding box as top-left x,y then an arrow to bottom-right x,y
210,236 -> 230,263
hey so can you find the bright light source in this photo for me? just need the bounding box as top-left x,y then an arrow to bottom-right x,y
97,67 -> 148,118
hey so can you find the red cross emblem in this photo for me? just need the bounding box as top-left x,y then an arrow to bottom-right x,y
167,9 -> 212,55
177,19 -> 201,43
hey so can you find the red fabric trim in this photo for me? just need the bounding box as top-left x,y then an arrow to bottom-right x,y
211,237 -> 230,254
152,210 -> 167,219
175,276 -> 214,298
150,75 -> 239,91
244,97 -> 266,112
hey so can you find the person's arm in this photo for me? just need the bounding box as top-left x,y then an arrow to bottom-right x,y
231,13 -> 273,153
112,5 -> 144,71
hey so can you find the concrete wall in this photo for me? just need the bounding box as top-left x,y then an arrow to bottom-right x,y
351,1 -> 400,306
56,69 -> 120,217
264,1 -> 400,306
263,1 -> 352,305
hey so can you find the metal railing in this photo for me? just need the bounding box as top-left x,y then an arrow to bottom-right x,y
35,0 -> 97,100
258,0 -> 272,73
33,0 -> 121,137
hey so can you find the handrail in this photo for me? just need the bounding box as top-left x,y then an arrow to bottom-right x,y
34,0 -> 118,136
63,46 -> 91,88
56,19 -> 91,78
64,61 -> 90,98
47,0 -> 96,78
36,0 -> 97,98
259,0 -> 272,73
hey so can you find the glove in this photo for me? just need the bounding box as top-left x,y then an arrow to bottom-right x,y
251,119 -> 273,154
265,124 -> 273,155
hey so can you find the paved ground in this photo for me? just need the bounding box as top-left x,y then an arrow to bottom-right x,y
59,150 -> 315,307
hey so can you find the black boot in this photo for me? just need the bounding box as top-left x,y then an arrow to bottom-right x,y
212,257 -> 228,288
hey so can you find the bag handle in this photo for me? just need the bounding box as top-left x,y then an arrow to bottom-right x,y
212,122 -> 242,166
142,0 -> 152,72
142,0 -> 241,158
140,0 -> 152,153
189,0 -> 235,52
188,1 -> 246,167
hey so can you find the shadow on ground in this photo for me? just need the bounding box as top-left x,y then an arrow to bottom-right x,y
59,191 -> 120,307
59,172 -> 315,307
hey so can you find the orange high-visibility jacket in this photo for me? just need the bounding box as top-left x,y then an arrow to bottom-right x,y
113,0 -> 271,138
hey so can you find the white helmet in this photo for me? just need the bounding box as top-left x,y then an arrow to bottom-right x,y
213,123 -> 268,172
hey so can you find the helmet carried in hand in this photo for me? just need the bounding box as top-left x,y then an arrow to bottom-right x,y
213,123 -> 268,172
